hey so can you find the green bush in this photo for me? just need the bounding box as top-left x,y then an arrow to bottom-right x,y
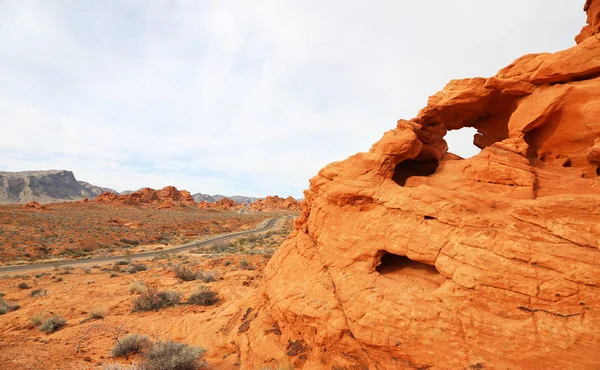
111,333 -> 151,358
18,282 -> 31,290
132,289 -> 182,312
39,316 -> 66,333
143,341 -> 206,370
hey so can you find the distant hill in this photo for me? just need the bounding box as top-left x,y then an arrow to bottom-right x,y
192,193 -> 259,205
78,181 -> 118,197
0,170 -> 116,204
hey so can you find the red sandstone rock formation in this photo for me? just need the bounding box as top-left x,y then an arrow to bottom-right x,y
206,3 -> 600,369
24,201 -> 46,210
576,0 -> 600,43
197,197 -> 240,210
249,195 -> 301,211
94,186 -> 195,208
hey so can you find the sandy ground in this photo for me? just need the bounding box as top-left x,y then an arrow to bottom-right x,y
0,203 -> 273,263
0,218 -> 294,369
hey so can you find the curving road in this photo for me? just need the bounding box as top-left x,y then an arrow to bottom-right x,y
0,217 -> 281,275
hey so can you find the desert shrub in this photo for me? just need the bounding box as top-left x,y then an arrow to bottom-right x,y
239,260 -> 249,269
210,240 -> 234,254
126,263 -> 147,274
158,290 -> 182,307
142,340 -> 206,370
187,288 -> 218,306
55,276 -> 64,282
31,288 -> 47,297
133,263 -> 148,271
109,273 -> 120,278
39,316 -> 66,333
83,267 -> 92,274
34,273 -> 50,279
129,281 -> 148,295
223,260 -> 231,266
89,307 -> 106,319
116,260 -> 129,266
30,313 -> 44,326
132,289 -> 182,312
103,364 -> 140,370
199,271 -> 217,283
119,238 -> 140,246
174,264 -> 199,281
0,297 -> 18,315
111,333 -> 151,358
18,282 -> 31,290
0,292 -> 4,297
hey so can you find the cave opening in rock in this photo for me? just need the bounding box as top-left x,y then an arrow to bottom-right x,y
376,251 -> 440,277
392,159 -> 439,186
445,127 -> 481,159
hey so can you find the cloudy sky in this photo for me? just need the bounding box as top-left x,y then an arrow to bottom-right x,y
0,1 -> 585,197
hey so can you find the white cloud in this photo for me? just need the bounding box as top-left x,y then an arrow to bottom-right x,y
0,0 -> 586,197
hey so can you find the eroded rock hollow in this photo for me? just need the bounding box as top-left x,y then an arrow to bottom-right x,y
210,3 -> 600,369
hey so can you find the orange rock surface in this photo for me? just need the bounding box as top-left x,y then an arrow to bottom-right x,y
197,197 -> 240,210
208,3 -> 600,369
576,0 -> 600,43
249,195 -> 301,211
94,186 -> 196,209
24,202 -> 46,210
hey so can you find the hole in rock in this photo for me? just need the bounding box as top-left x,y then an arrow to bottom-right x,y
562,159 -> 572,168
445,127 -> 481,159
597,167 -> 600,176
375,251 -> 444,286
392,160 -> 439,186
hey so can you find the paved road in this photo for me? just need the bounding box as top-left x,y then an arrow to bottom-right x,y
0,217 -> 280,274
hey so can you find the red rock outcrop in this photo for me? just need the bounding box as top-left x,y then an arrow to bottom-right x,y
206,3 -> 600,369
24,201 -> 46,210
94,186 -> 195,208
249,195 -> 301,211
197,197 -> 240,210
576,0 -> 600,43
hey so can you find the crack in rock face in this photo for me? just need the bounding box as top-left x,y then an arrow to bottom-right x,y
220,2 -> 600,369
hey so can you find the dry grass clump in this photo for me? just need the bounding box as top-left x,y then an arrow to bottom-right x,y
0,297 -> 20,315
111,333 -> 151,358
174,264 -> 199,281
30,288 -> 47,297
126,263 -> 148,274
132,288 -> 182,312
129,281 -> 148,294
89,307 -> 106,319
187,287 -> 219,306
30,312 -> 44,326
39,315 -> 66,333
143,341 -> 206,370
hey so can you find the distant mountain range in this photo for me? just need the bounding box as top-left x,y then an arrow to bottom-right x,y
192,193 -> 260,205
0,170 -> 265,205
0,170 -> 117,204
